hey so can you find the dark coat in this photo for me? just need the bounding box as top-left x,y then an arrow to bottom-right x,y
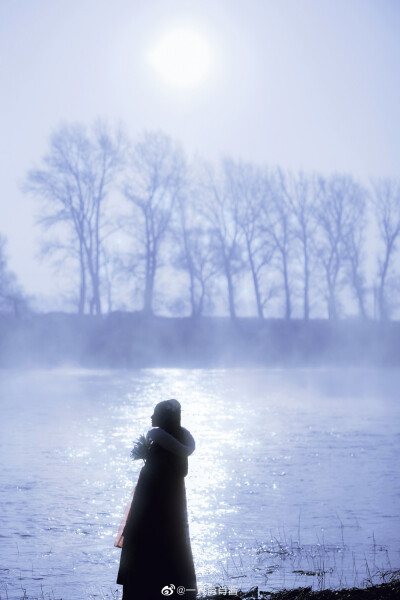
117,434 -> 197,600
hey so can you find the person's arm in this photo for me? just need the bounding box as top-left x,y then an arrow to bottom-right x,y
146,427 -> 195,457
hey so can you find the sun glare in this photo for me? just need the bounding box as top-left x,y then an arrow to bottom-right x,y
149,27 -> 212,89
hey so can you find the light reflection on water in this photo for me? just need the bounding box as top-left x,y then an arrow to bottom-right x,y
0,368 -> 399,599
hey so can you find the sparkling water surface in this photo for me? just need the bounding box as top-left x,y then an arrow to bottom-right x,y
0,368 -> 399,599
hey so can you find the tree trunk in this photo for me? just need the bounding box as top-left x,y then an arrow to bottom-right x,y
247,238 -> 263,318
225,259 -> 236,319
86,253 -> 102,316
357,291 -> 366,319
189,268 -> 196,318
282,254 -> 291,320
353,273 -> 366,319
94,186 -> 102,316
378,280 -> 387,321
144,250 -> 156,315
378,243 -> 391,321
327,287 -> 337,320
78,239 -> 86,315
197,280 -> 206,318
93,273 -> 102,315
303,247 -> 310,321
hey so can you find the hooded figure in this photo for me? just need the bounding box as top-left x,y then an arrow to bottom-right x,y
117,399 -> 197,600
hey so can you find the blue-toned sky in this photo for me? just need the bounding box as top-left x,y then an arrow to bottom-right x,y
1,0 -> 399,303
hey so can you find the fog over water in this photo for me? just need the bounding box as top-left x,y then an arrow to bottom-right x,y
0,368 -> 399,599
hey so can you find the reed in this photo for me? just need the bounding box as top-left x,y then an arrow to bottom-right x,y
3,574 -> 400,600
1,528 -> 399,600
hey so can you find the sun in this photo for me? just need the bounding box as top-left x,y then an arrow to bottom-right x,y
149,27 -> 212,89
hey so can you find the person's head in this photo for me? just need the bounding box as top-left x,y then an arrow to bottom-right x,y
151,399 -> 181,434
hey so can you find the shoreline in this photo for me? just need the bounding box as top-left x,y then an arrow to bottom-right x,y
6,579 -> 400,600
1,312 -> 400,368
204,578 -> 400,599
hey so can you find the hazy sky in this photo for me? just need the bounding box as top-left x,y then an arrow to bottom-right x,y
1,0 -> 400,304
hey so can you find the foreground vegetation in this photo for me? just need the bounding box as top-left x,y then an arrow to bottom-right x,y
4,578 -> 400,600
3,536 -> 399,600
229,578 -> 400,599
232,576 -> 400,599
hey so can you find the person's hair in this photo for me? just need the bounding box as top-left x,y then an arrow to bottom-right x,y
153,399 -> 182,438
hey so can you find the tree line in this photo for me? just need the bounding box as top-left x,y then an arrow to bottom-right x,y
4,120 -> 399,321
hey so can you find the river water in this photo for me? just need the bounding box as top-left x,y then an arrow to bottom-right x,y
0,368 -> 399,599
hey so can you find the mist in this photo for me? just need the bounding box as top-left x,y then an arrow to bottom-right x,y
1,2 -> 400,600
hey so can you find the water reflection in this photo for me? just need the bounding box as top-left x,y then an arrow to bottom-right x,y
0,368 -> 399,599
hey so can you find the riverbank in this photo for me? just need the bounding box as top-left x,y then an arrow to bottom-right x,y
1,312 -> 399,367
8,579 -> 400,600
211,578 -> 400,598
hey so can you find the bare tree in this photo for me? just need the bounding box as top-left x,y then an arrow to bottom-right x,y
25,121 -> 124,315
200,160 -> 247,319
0,235 -> 27,317
263,170 -> 295,320
172,187 -> 217,317
101,245 -> 128,313
370,178 -> 400,320
224,160 -> 276,318
123,131 -> 186,315
342,184 -> 368,318
314,174 -> 364,320
279,170 -> 317,320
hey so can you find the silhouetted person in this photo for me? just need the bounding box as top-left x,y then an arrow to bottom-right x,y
116,399 -> 197,600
